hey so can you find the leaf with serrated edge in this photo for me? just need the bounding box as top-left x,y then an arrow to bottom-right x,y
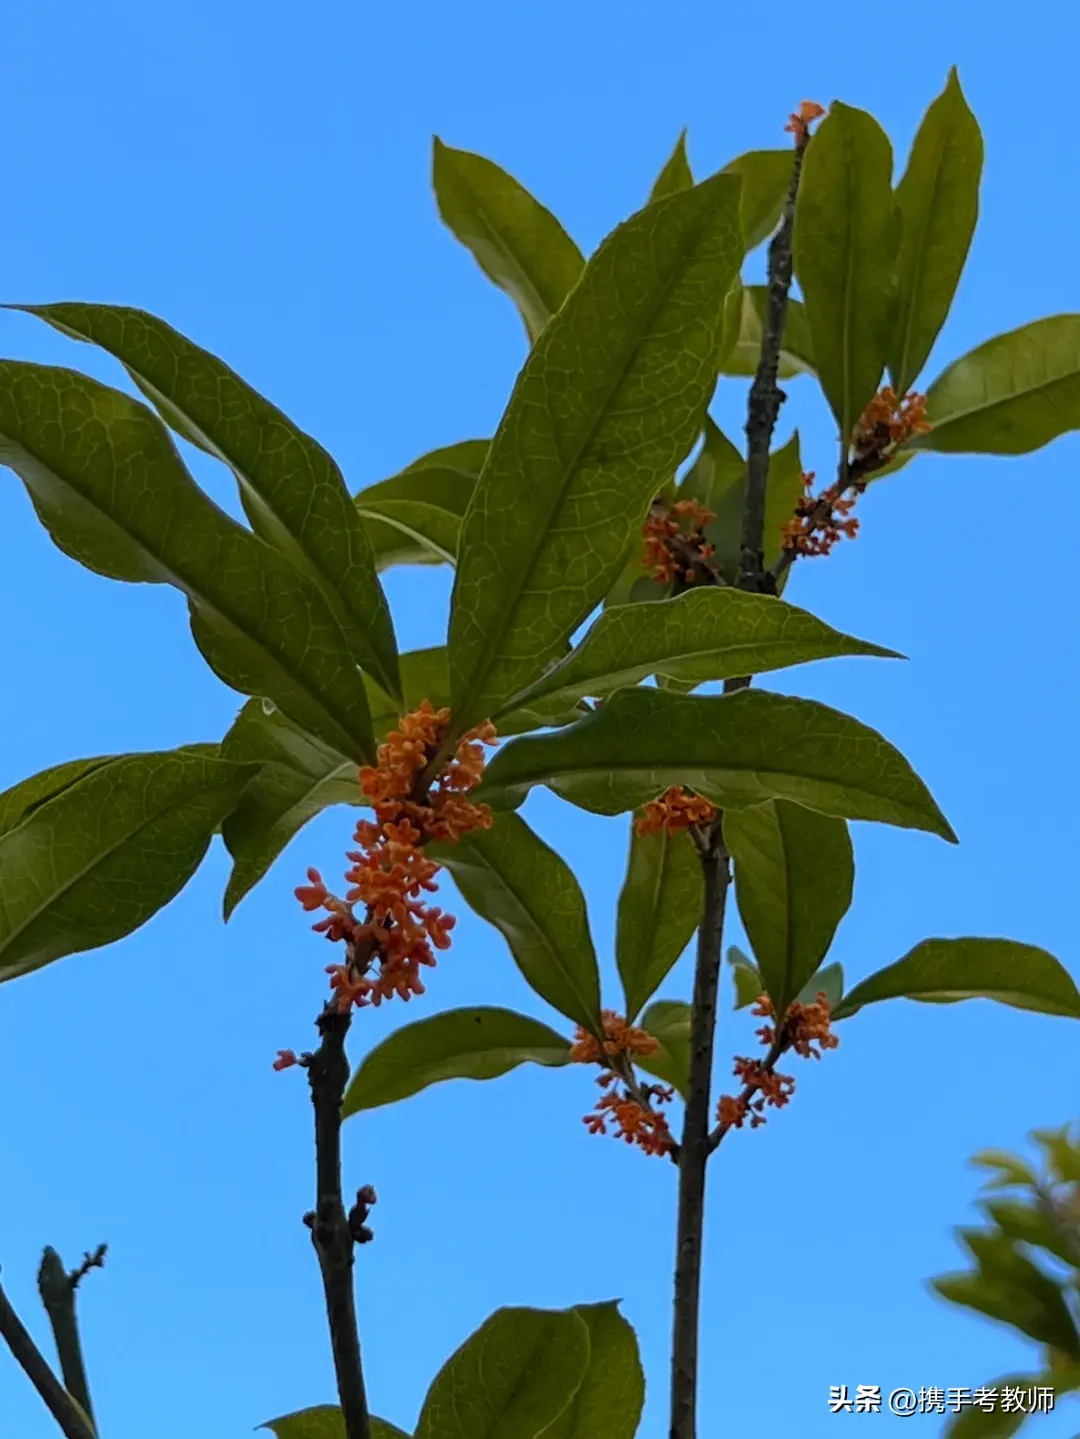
14,303 -> 400,701
0,363 -> 376,762
342,1007 -> 570,1116
832,938 -> 1080,1021
476,687 -> 956,841
637,999 -> 691,1098
448,172 -> 745,733
0,750 -> 257,983
889,68 -> 983,395
909,316 -> 1080,455
794,103 -> 899,443
432,139 -> 585,345
616,824 -> 701,1020
414,1307 -> 589,1439
724,801 -> 853,1015
498,589 -> 899,718
431,815 -> 602,1032
542,1303 -> 645,1439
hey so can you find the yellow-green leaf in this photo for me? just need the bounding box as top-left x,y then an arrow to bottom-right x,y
649,131 -> 693,203
542,1303 -> 645,1439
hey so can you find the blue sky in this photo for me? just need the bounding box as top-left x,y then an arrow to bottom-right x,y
1,1 -> 1079,1435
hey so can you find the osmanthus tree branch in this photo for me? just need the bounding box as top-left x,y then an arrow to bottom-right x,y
0,1276 -> 97,1439
302,1003 -> 375,1439
738,123 -> 814,597
37,1243 -> 107,1433
706,1032 -> 789,1155
669,820 -> 731,1439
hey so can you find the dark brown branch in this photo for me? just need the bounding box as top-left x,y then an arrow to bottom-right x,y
738,135 -> 812,595
669,823 -> 731,1439
303,1004 -> 373,1439
37,1244 -> 106,1432
0,1277 -> 97,1439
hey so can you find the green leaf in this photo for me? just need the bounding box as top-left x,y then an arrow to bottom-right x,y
447,172 -> 745,732
636,999 -> 691,1098
971,1149 -> 1039,1190
889,68 -> 984,395
355,444 -> 486,571
957,1230 -> 1080,1354
722,150 -> 794,251
16,303 -> 401,702
984,1199 -> 1079,1267
430,815 -> 602,1032
719,286 -> 817,379
797,960 -> 845,1011
794,102 -> 899,443
414,1306 -> 590,1439
220,647 -> 454,913
542,1303 -> 645,1439
261,1408 -> 409,1439
0,749 -> 256,983
499,588 -> 898,718
1031,1125 -> 1080,1185
649,131 -> 694,202
910,316 -> 1080,455
0,363 -> 377,763
679,415 -> 745,511
724,801 -> 853,1014
476,686 -> 956,841
728,945 -> 764,1010
696,431 -> 807,592
616,823 -> 701,1020
342,1007 -> 570,1116
432,139 -> 585,345
832,938 -> 1080,1021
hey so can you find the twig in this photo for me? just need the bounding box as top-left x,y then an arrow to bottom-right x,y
303,1004 -> 373,1439
738,133 -> 812,595
37,1244 -> 106,1432
669,822 -> 732,1439
706,1032 -> 789,1154
0,1277 -> 97,1439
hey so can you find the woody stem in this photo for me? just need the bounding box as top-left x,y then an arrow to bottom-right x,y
306,1005 -> 371,1439
669,823 -> 732,1439
0,1279 -> 97,1439
37,1246 -> 104,1433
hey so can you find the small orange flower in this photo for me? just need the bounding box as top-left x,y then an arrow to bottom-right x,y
272,1049 -> 299,1072
584,1074 -> 675,1157
715,991 -> 838,1132
569,1010 -> 660,1064
636,787 -> 718,837
641,497 -> 718,586
294,705 -> 497,1015
785,100 -> 827,144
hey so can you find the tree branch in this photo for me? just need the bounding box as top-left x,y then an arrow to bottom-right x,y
738,135 -> 811,595
37,1244 -> 106,1433
669,822 -> 731,1439
303,1004 -> 373,1439
0,1277 -> 97,1439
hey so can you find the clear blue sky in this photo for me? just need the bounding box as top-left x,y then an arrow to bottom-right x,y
1,2 -> 1078,1436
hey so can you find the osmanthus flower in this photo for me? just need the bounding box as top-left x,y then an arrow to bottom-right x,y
785,100 -> 827,145
571,1010 -> 675,1157
636,787 -> 718,837
780,388 -> 932,559
641,497 -> 718,586
290,702 -> 497,1026
716,992 -> 838,1132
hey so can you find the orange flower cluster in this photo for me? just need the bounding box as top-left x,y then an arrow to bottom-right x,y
850,387 -> 932,467
585,1073 -> 675,1157
716,992 -> 838,1131
636,787 -> 718,837
642,497 -> 717,586
785,100 -> 827,145
780,470 -> 860,558
294,702 -> 496,1015
571,1012 -> 673,1157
